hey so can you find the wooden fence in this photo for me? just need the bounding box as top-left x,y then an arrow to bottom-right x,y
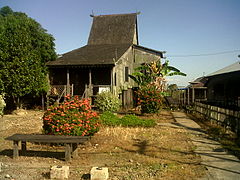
193,102 -> 240,135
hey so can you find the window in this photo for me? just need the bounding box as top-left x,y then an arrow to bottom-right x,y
125,67 -> 129,82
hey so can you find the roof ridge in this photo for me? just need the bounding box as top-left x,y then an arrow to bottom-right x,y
90,12 -> 140,18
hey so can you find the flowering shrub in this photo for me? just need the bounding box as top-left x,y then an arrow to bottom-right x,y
43,95 -> 100,136
137,84 -> 163,114
95,91 -> 121,112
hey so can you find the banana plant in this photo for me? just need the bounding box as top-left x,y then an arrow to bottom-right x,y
129,59 -> 186,91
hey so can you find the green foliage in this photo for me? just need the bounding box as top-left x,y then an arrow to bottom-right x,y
136,84 -> 163,113
100,111 -> 156,127
0,94 -> 6,116
99,111 -> 120,126
94,91 -> 121,112
0,6 -> 57,107
129,60 -> 186,88
129,59 -> 186,113
43,96 -> 100,136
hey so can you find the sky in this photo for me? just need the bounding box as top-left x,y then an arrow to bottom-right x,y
1,0 -> 240,86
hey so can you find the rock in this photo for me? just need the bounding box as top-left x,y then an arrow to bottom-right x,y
50,165 -> 69,179
5,174 -> 11,178
90,167 -> 109,180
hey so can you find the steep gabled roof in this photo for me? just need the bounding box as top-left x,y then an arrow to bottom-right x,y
207,61 -> 240,77
46,44 -> 131,67
88,13 -> 138,45
46,13 -> 164,67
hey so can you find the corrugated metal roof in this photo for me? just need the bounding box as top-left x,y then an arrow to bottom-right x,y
206,61 -> 240,77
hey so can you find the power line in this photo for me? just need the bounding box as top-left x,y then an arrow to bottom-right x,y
167,49 -> 240,58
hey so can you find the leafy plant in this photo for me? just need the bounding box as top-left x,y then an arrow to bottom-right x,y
99,111 -> 121,126
129,59 -> 186,113
43,95 -> 100,136
136,84 -> 163,114
94,91 -> 121,112
100,112 -> 156,127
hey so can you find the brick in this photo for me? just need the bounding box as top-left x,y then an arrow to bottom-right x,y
90,167 -> 109,180
50,165 -> 69,179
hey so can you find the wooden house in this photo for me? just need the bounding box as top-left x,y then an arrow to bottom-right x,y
179,77 -> 207,105
205,61 -> 240,110
46,13 -> 164,108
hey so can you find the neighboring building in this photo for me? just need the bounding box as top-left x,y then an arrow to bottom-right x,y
179,77 -> 207,105
205,61 -> 240,110
46,13 -> 164,108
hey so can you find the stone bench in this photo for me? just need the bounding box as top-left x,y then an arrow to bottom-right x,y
5,134 -> 90,161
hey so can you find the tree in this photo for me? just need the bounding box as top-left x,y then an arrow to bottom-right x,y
0,6 -> 56,108
129,59 -> 186,113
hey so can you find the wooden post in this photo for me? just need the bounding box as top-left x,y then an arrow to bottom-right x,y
192,87 -> 195,103
71,84 -> 74,96
187,88 -> 190,105
89,69 -> 93,104
13,141 -> 19,158
66,68 -> 70,95
65,143 -> 72,161
72,143 -> 78,158
111,68 -> 113,93
183,90 -> 187,105
204,88 -> 207,100
85,84 -> 88,98
21,141 -> 27,155
41,93 -> 44,111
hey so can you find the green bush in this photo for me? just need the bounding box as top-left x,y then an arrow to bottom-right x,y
100,112 -> 156,127
95,91 -> 121,112
43,95 -> 100,136
99,111 -> 121,126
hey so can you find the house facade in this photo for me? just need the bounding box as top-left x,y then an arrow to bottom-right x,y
206,61 -> 240,110
178,77 -> 207,105
46,13 -> 164,108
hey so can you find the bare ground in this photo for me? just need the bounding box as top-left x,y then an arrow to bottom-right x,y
0,110 -> 206,180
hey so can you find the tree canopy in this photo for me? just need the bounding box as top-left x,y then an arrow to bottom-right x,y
0,6 -> 57,108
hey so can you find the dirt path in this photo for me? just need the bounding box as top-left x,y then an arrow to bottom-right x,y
0,110 -> 206,180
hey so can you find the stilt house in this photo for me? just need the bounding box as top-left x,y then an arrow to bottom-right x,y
46,13 -> 164,108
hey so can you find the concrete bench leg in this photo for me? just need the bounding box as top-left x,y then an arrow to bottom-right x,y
65,143 -> 72,161
21,141 -> 27,155
13,141 -> 19,159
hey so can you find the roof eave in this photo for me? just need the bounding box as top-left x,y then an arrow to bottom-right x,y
132,44 -> 165,58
